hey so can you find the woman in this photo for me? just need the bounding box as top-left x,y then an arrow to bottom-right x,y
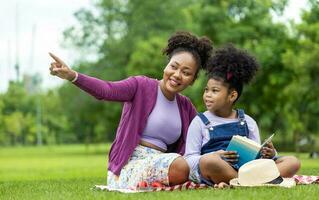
49,31 -> 213,189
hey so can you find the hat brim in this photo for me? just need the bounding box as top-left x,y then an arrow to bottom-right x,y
229,177 -> 296,188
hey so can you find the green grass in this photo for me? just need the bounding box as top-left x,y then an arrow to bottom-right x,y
0,144 -> 318,200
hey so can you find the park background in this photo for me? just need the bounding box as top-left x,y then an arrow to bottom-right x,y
0,0 -> 319,199
1,0 -> 318,152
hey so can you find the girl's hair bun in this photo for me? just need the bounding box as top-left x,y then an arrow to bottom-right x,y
206,44 -> 259,85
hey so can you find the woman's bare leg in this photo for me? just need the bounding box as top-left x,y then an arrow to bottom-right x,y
168,157 -> 189,186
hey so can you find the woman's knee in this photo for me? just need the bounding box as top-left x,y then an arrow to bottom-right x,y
168,157 -> 189,185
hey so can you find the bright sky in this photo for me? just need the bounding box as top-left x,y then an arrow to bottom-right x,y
0,0 -> 309,93
0,0 -> 93,92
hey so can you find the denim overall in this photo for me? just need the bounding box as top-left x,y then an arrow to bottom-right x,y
199,109 -> 249,170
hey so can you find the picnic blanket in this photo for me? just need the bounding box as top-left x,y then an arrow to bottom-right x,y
94,181 -> 209,193
94,175 -> 319,193
293,175 -> 319,185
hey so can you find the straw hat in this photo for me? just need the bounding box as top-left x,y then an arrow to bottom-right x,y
229,159 -> 296,188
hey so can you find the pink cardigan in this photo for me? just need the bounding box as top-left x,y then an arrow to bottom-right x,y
73,73 -> 197,175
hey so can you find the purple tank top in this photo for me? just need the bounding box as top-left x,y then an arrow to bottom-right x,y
141,85 -> 182,151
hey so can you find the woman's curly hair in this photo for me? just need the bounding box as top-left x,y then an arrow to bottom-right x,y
163,31 -> 213,79
206,44 -> 259,99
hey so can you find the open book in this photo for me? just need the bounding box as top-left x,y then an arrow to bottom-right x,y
226,133 -> 275,167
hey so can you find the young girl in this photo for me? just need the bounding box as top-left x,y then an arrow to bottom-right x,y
184,44 -> 300,185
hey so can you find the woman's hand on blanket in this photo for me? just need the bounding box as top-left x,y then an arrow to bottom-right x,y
261,141 -> 276,159
49,52 -> 77,81
215,150 -> 239,164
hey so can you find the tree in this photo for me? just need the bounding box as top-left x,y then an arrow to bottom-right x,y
60,0 -> 200,142
40,0 -> 315,147
281,0 -> 319,150
195,0 -> 298,145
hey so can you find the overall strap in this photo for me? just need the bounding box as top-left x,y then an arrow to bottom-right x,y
237,109 -> 249,137
237,109 -> 245,119
197,113 -> 210,126
237,109 -> 246,125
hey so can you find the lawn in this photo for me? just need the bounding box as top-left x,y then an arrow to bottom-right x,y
0,144 -> 318,200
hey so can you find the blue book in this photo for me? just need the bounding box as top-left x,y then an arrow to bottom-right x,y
226,134 -> 275,167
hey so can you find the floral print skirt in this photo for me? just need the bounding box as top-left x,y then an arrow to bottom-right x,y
107,145 -> 181,189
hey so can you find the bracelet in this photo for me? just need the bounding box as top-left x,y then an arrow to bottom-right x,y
71,71 -> 78,82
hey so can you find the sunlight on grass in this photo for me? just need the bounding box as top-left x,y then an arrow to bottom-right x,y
0,144 -> 110,181
0,144 -> 318,200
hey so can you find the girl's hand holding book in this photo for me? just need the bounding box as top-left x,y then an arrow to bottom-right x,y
215,150 -> 239,164
261,141 -> 276,159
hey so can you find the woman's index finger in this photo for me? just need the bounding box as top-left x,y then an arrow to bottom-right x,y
49,52 -> 64,64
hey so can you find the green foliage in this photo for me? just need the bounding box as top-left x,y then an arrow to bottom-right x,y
1,0 -> 318,147
127,36 -> 167,79
0,81 -> 72,146
55,0 -> 203,145
280,2 -> 319,148
0,82 -> 37,145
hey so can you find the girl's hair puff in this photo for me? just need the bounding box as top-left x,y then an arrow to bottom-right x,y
206,44 -> 259,100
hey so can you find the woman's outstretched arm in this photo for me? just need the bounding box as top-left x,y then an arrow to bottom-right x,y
49,52 -> 137,102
